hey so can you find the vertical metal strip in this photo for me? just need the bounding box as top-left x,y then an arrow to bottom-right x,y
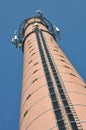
35,28 -> 66,130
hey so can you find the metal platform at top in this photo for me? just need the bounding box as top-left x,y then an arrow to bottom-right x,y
12,10 -> 61,49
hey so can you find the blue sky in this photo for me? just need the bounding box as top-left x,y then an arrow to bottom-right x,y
0,0 -> 86,130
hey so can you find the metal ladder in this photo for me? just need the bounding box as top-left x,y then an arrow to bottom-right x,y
62,89 -> 83,130
39,29 -> 83,130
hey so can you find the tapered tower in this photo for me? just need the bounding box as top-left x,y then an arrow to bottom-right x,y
12,11 -> 86,130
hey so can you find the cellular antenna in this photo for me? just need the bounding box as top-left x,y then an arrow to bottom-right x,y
55,26 -> 61,39
36,10 -> 43,16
